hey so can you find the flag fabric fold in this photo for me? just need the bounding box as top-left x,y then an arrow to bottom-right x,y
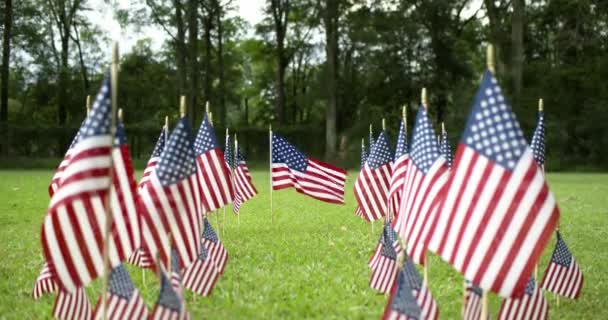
139,127 -> 166,189
53,287 -> 91,320
389,120 -> 409,218
92,264 -> 148,320
463,281 -> 485,320
202,218 -> 228,274
355,139 -> 368,218
497,278 -> 548,320
182,242 -> 220,297
232,144 -> 257,214
32,262 -> 57,299
369,221 -> 403,270
530,110 -> 545,169
440,128 -> 452,168
369,224 -> 400,293
48,125 -> 83,197
150,268 -> 190,320
540,231 -> 583,299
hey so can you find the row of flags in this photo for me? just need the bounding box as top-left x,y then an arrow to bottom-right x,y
355,69 -> 584,318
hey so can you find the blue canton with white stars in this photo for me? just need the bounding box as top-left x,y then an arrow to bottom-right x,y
171,248 -> 181,273
157,271 -> 181,312
391,268 -> 422,318
404,257 -> 423,290
440,129 -> 452,167
381,228 -> 397,260
369,130 -> 376,153
366,131 -> 392,169
150,128 -> 166,158
236,145 -> 246,163
360,143 -> 368,169
79,76 -> 111,139
530,111 -> 546,166
551,231 -> 573,267
524,277 -> 536,296
69,121 -> 85,148
410,107 -> 441,174
114,121 -> 127,146
198,243 -> 209,261
108,264 -> 135,300
224,135 -> 235,169
156,117 -> 196,187
194,114 -> 219,155
384,221 -> 398,245
272,134 -> 308,172
463,71 -> 528,171
203,218 -> 219,244
394,120 -> 409,160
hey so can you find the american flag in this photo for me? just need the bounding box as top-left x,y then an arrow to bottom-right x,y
53,287 -> 91,320
354,131 -> 393,221
425,70 -> 559,298
271,134 -> 347,204
224,132 -> 235,169
369,221 -> 403,270
392,106 -> 449,265
169,249 -> 183,297
139,116 -> 202,272
540,231 -> 583,299
202,218 -> 228,274
369,128 -> 376,151
440,126 -> 452,167
139,126 -> 166,189
48,124 -> 82,197
232,143 -> 258,214
32,262 -> 57,299
530,111 -> 545,168
182,243 -> 220,296
194,114 -> 233,213
389,120 -> 409,218
369,225 -> 400,293
382,257 -> 439,320
355,140 -> 368,218
91,265 -> 148,320
150,269 -> 190,320
497,278 -> 548,320
41,77 -> 139,292
463,281 -> 485,320
127,248 -> 153,269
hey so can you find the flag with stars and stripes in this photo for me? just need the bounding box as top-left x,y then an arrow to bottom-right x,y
355,140 -> 368,218
498,278 -> 548,320
530,110 -> 545,168
48,123 -> 83,197
440,127 -> 452,168
369,128 -> 376,151
32,262 -> 57,299
540,231 -> 583,299
202,218 -> 228,274
224,132 -> 235,170
369,224 -> 400,293
194,114 -> 234,213
41,76 -> 140,292
91,265 -> 148,320
389,120 -> 410,218
183,241 -> 220,297
150,269 -> 190,320
53,287 -> 91,320
233,143 -> 258,214
463,281 -> 486,320
382,257 -> 439,320
127,248 -> 153,269
271,134 -> 347,204
139,116 -> 203,272
354,131 -> 393,221
169,249 -> 183,297
425,70 -> 559,298
369,221 -> 403,270
392,106 -> 449,265
139,126 -> 166,189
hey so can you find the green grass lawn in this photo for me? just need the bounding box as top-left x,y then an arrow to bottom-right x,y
0,170 -> 606,319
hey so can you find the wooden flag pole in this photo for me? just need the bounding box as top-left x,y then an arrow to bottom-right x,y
102,41 -> 120,320
234,133 -> 240,226
165,116 -> 169,145
480,290 -> 489,320
269,124 -> 273,224
421,87 -> 430,287
86,95 -> 91,117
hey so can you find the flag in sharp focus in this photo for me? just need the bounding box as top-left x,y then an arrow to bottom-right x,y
392,106 -> 449,265
463,281 -> 485,320
440,127 -> 452,168
48,125 -> 82,197
497,278 -> 548,320
425,70 -> 559,298
139,126 -> 166,189
53,287 -> 91,320
369,226 -> 399,293
369,221 -> 403,270
32,262 -> 57,299
150,269 -> 190,320
202,218 -> 228,274
271,134 -> 347,204
540,231 -> 583,299
41,76 -> 139,292
389,120 -> 409,218
139,116 -> 202,271
530,110 -> 545,169
182,243 -> 220,297
194,114 -> 233,213
232,144 -> 258,214
354,131 -> 393,221
92,265 -> 148,320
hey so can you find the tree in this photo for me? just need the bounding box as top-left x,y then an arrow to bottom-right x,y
1,0 -> 12,125
511,0 -> 524,110
322,0 -> 339,159
269,0 -> 290,124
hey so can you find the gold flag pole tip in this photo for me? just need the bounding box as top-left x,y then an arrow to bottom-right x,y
179,96 -> 186,117
487,44 -> 496,73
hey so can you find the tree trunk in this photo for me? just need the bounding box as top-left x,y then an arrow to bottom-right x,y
58,30 -> 69,126
511,0 -> 524,110
270,0 -> 289,125
203,13 -> 213,115
174,0 -> 187,98
1,0 -> 12,125
215,3 -> 226,126
187,0 -> 199,125
324,0 -> 339,160
72,21 -> 90,93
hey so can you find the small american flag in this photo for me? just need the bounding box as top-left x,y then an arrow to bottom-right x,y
369,128 -> 376,151
53,287 -> 91,320
392,106 -> 449,265
389,120 -> 409,218
194,114 -> 233,213
48,124 -> 82,197
202,218 -> 228,274
425,70 -> 559,298
32,262 -> 57,299
41,76 -> 139,292
232,143 -> 258,214
498,278 -> 548,320
169,249 -> 183,297
354,131 -> 393,221
530,111 -> 545,168
182,243 -> 220,296
127,248 -> 153,269
440,127 -> 452,167
369,221 -> 403,270
92,264 -> 148,320
139,126 -> 166,189
224,133 -> 235,169
271,134 -> 347,204
463,281 -> 485,320
150,269 -> 190,320
139,116 -> 202,272
540,231 -> 583,299
369,225 -> 399,293
355,140 -> 368,218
